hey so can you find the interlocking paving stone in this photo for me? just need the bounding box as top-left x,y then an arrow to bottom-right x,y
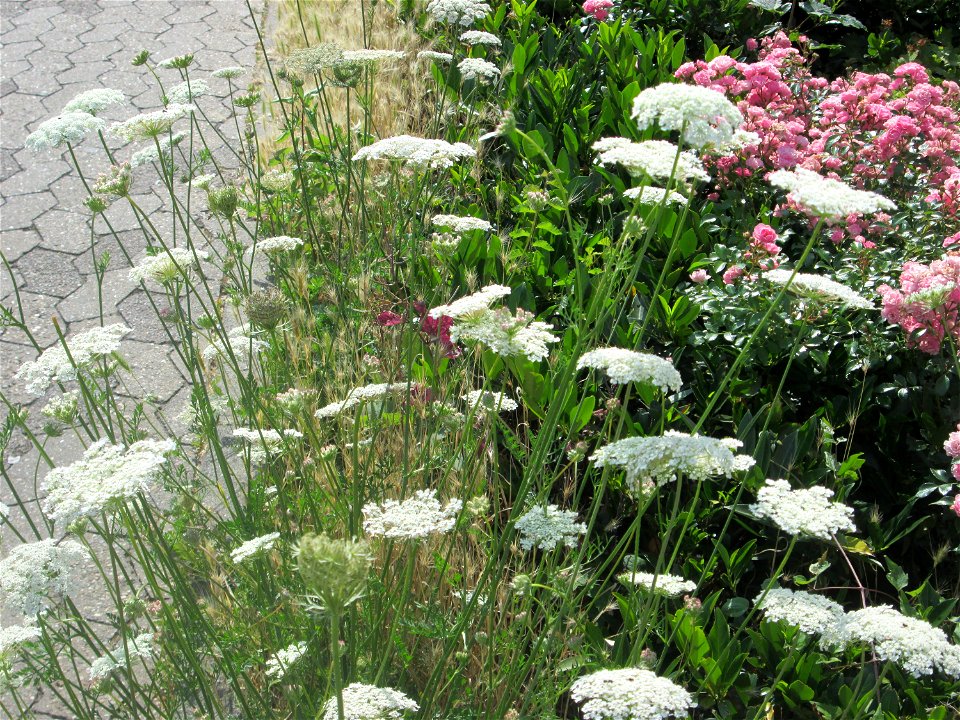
0,2 -> 266,712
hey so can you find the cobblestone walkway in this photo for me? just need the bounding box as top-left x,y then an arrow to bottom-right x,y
1,1 -> 264,713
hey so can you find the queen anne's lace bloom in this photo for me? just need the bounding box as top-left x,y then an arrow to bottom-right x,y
755,588 -> 845,644
459,31 -> 501,46
266,641 -> 307,680
130,131 -> 185,168
835,606 -> 960,679
763,269 -> 873,310
322,682 -> 420,720
515,504 -> 587,551
594,138 -> 709,183
42,438 -> 176,525
768,168 -> 896,220
454,307 -> 559,362
202,324 -> 267,365
426,0 -> 491,25
623,186 -> 688,206
362,489 -> 462,539
570,667 -> 696,720
342,49 -> 406,65
618,572 -> 696,597
458,58 -> 500,82
353,135 -> 476,169
429,285 -> 511,318
0,539 -> 88,617
167,79 -> 209,104
112,103 -> 195,141
577,348 -> 682,392
632,83 -> 743,149
0,624 -> 42,654
418,50 -> 453,64
315,383 -> 406,419
592,432 -> 754,497
15,324 -> 132,396
129,247 -> 204,285
25,112 -> 107,151
432,214 -> 493,233
233,427 -> 303,462
62,88 -> 125,115
464,390 -> 518,414
750,479 -> 855,540
230,532 -> 281,564
89,633 -> 155,682
251,235 -> 304,258
212,66 -> 245,79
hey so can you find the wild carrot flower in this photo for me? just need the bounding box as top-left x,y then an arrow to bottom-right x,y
570,667 -> 696,720
0,624 -> 42,654
464,390 -> 518,414
623,186 -> 687,206
0,539 -> 88,617
315,383 -> 406,419
750,479 -> 855,539
259,170 -> 295,192
459,31 -> 501,46
202,324 -> 267,365
112,104 -> 195,142
156,54 -> 194,69
432,214 -> 493,233
458,58 -> 500,82
352,135 -> 476,169
266,641 -> 307,681
631,83 -> 743,150
577,347 -> 682,392
321,683 -> 419,720
212,66 -> 245,79
515,504 -> 587,551
230,532 -> 281,564
426,0 -> 491,25
418,50 -> 453,64
618,572 -> 696,597
763,269 -> 873,310
15,324 -> 132,396
755,588 -> 845,644
130,131 -> 185,168
251,235 -> 305,258
594,138 -> 709,184
768,167 -> 896,220
25,112 -> 107,151
41,438 -> 176,526
62,88 -> 125,115
429,285 -> 511,318
233,428 -> 303,462
341,49 -> 406,65
285,43 -> 344,74
89,633 -> 155,682
297,533 -> 371,609
129,247 -> 204,285
362,489 -> 462,539
166,79 -> 209,104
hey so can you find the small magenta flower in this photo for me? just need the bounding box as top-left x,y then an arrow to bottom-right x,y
582,0 -> 614,21
376,310 -> 404,327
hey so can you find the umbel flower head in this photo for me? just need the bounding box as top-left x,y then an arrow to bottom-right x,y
41,438 -> 176,526
632,83 -> 743,150
315,382 -> 406,419
591,432 -> 755,498
266,641 -> 308,681
755,588 -> 845,646
230,532 -> 281,564
750,479 -> 856,540
623,186 -> 688,207
618,572 -> 696,598
297,533 -> 372,610
458,58 -> 500,83
362,489 -> 463,540
89,632 -> 155,683
111,103 -> 194,142
594,138 -> 709,184
577,347 -> 682,392
245,287 -> 289,330
285,43 -> 344,75
570,667 -> 695,720
63,88 -> 125,115
250,235 -> 305,258
0,538 -> 88,617
432,214 -> 493,233
93,163 -> 132,197
352,135 -> 476,170
25,112 -> 107,151
768,167 -> 896,220
129,247 -> 204,286
426,0 -> 491,25
15,324 -> 132,396
763,269 -> 874,310
463,390 -> 518,414
321,683 -> 419,720
515,503 -> 587,551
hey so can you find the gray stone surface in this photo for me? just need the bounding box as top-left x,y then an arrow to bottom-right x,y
0,1 -> 266,715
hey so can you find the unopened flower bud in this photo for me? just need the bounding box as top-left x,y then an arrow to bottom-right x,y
297,533 -> 371,610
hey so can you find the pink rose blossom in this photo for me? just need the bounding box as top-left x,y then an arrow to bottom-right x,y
689,269 -> 708,283
951,493 -> 960,516
582,0 -> 613,20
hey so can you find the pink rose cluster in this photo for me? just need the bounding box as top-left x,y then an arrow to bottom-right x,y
946,424 -> 960,482
676,33 -> 960,246
582,0 -> 613,21
878,253 -> 960,355
722,223 -> 781,285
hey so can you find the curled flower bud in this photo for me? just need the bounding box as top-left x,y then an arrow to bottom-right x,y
297,533 -> 372,610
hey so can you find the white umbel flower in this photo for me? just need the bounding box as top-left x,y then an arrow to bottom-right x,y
0,624 -> 42,654
315,383 -> 406,419
251,235 -> 305,258
457,57 -> 500,82
352,135 -> 476,169
632,83 -> 743,150
464,390 -> 518,414
459,30 -> 501,46
763,269 -> 873,310
429,284 -> 511,318
623,186 -> 687,206
426,0 -> 491,25
15,324 -> 132,396
756,588 -> 844,642
594,138 -> 709,184
166,79 -> 209,104
129,247 -> 203,285
515,504 -> 587,551
322,682 -> 420,720
836,606 -> 960,679
570,667 -> 696,720
451,306 -> 559,362
212,66 -> 245,79
362,489 -> 462,540
233,428 -> 303,462
230,532 -> 281,564
618,572 -> 696,597
591,432 -> 755,497
577,348 -> 682,392
750,479 -> 855,540
112,103 -> 195,141
418,50 -> 453,64
342,49 -> 407,65
0,539 -> 88,617
202,324 -> 267,365
41,438 -> 176,525
266,641 -> 307,680
130,131 -> 185,168
768,168 -> 896,220
25,112 -> 107,151
89,633 -> 155,682
432,214 -> 493,233
63,88 -> 125,115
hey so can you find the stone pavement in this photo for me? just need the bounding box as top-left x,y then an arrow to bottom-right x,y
0,1 -> 266,714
